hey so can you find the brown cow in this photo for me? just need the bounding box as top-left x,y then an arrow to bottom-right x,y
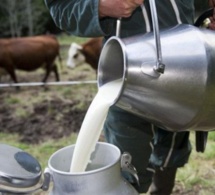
66,37 -> 103,71
0,35 -> 61,84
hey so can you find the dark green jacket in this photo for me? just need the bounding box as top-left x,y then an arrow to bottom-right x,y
44,0 -> 195,39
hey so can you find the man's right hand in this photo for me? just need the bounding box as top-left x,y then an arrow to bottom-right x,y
99,0 -> 144,18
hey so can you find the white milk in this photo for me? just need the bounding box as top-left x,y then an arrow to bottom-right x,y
70,79 -> 122,173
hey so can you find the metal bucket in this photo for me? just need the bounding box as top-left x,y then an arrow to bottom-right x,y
47,142 -> 138,195
98,1 -> 215,132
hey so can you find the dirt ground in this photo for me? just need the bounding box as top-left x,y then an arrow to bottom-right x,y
0,95 -> 86,144
0,67 -> 94,144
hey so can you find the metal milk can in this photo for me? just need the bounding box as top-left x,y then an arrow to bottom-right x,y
47,142 -> 138,195
0,143 -> 139,195
98,0 -> 215,132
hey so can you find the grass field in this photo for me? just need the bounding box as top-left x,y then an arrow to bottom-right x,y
0,34 -> 215,194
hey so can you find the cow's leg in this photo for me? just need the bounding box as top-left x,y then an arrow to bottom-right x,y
52,63 -> 60,81
5,68 -> 18,83
43,63 -> 60,82
42,63 -> 52,83
4,67 -> 20,90
41,64 -> 52,91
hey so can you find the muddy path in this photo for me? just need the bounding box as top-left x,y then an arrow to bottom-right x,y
0,66 -> 96,144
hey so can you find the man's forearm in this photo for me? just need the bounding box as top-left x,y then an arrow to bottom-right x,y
44,0 -> 111,36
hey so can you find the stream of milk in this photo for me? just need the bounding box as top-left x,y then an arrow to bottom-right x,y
70,79 -> 122,173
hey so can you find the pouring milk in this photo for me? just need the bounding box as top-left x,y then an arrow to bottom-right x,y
70,79 -> 122,172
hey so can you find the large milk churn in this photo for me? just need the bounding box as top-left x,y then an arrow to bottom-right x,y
47,142 -> 138,195
98,0 -> 215,132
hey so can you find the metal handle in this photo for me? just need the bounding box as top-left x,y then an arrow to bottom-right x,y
41,168 -> 52,191
116,18 -> 122,37
121,152 -> 139,185
149,0 -> 165,73
115,0 -> 165,74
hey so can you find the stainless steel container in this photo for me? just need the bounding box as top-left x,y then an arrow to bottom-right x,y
98,0 -> 215,132
47,142 -> 139,195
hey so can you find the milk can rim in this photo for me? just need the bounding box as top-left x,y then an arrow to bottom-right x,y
47,142 -> 121,176
98,36 -> 127,106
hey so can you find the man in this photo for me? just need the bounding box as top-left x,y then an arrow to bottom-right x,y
44,0 -> 215,194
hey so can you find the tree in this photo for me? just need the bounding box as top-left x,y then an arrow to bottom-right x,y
26,0 -> 33,36
0,0 -> 55,37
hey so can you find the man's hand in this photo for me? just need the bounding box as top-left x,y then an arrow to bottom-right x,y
208,0 -> 215,29
99,0 -> 144,18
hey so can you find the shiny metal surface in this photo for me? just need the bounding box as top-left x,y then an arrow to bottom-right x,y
47,142 -> 138,195
0,144 -> 41,188
98,24 -> 215,131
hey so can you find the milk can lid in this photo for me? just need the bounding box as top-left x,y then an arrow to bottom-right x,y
0,144 -> 42,189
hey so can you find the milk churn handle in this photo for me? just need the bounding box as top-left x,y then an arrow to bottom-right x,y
116,17 -> 122,37
149,0 -> 165,73
116,0 -> 165,74
121,152 -> 140,186
41,168 -> 52,191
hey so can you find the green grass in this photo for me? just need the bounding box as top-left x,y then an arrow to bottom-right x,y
175,131 -> 215,193
208,131 -> 215,141
57,33 -> 89,45
0,132 -> 78,169
4,97 -> 20,104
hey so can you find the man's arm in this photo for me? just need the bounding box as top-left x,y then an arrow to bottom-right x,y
44,0 -> 111,37
44,0 -> 143,37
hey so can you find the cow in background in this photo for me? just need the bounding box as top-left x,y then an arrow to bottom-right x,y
0,35 -> 62,84
67,37 -> 103,71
